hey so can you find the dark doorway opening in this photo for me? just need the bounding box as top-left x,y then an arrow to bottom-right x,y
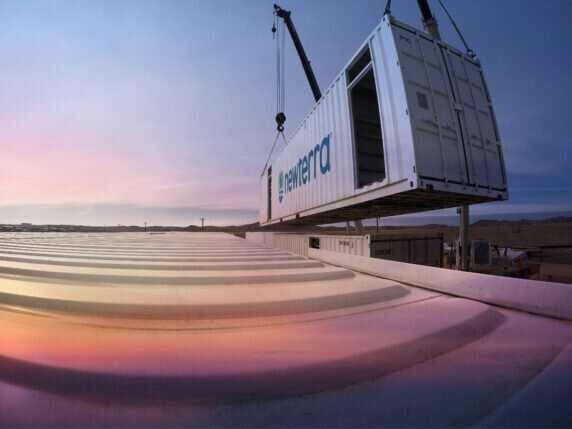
267,166 -> 272,220
348,49 -> 386,188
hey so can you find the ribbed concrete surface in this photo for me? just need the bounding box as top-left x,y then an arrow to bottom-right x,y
1,232 -> 571,427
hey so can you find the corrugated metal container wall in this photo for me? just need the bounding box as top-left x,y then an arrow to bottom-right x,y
245,232 -> 265,245
314,235 -> 369,256
245,232 -> 441,265
245,232 -> 309,257
260,15 -> 507,226
389,22 -> 505,190
271,234 -> 309,257
261,30 -> 408,225
268,74 -> 356,221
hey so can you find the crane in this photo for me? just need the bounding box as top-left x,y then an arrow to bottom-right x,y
272,3 -> 365,235
271,1 -> 472,247
273,4 -> 321,103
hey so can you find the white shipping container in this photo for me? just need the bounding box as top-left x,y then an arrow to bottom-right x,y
312,235 -> 370,256
245,232 -> 266,245
246,232 -> 441,267
245,232 -> 310,256
272,233 -> 310,256
260,15 -> 507,226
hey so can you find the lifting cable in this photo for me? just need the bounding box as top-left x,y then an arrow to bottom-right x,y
437,0 -> 475,58
261,10 -> 287,177
385,0 -> 474,58
260,131 -> 287,177
274,11 -> 286,132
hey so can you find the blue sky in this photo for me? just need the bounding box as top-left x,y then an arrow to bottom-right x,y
0,0 -> 571,226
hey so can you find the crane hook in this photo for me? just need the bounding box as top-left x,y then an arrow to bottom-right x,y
275,112 -> 286,132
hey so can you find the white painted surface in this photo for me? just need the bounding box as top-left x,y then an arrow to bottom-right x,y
246,232 -> 310,256
246,232 -> 369,257
315,234 -> 370,256
391,21 -> 505,189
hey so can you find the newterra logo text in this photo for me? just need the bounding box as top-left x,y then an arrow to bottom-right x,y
278,134 -> 331,204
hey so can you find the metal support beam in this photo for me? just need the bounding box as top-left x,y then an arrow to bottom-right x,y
458,206 -> 470,271
417,0 -> 442,40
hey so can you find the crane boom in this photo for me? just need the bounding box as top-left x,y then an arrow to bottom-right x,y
416,0 -> 442,40
274,4 -> 322,102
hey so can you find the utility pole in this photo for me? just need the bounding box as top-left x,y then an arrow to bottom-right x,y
417,0 -> 469,270
200,217 -> 206,232
144,221 -> 147,232
458,206 -> 470,271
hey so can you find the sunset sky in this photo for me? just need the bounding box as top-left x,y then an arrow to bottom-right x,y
1,0 -> 571,226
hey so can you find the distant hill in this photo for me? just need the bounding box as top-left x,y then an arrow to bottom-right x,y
471,216 -> 572,227
2,216 -> 570,234
229,217 -> 572,232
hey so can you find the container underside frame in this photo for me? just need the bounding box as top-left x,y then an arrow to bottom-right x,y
262,188 -> 503,226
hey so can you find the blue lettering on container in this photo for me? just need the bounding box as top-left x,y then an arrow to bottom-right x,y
278,134 -> 331,204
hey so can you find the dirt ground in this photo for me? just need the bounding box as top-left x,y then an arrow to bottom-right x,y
529,263 -> 572,284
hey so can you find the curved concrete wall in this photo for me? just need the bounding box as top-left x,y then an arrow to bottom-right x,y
309,248 -> 572,321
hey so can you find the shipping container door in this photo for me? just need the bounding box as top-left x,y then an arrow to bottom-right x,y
392,25 -> 466,184
441,50 -> 506,190
347,47 -> 387,188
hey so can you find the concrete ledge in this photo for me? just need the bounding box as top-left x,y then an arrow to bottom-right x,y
309,249 -> 572,321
